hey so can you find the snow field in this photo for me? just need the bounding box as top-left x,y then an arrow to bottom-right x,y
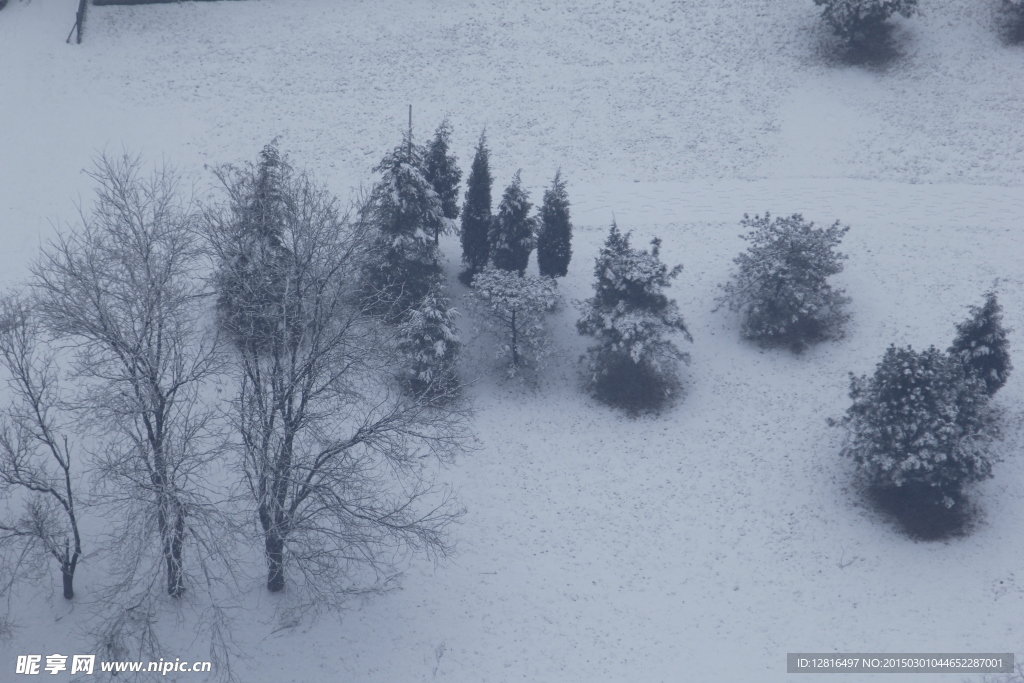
1,0 -> 1023,681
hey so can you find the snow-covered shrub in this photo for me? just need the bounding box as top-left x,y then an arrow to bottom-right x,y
718,213 -> 850,352
577,222 -> 692,412
489,171 -> 536,276
397,280 -> 461,396
536,170 -> 572,278
362,136 -> 450,318
835,345 -> 997,509
470,266 -> 560,376
949,292 -> 1012,397
460,132 -> 493,281
814,0 -> 917,43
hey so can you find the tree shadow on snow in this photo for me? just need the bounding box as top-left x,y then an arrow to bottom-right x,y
866,484 -> 981,542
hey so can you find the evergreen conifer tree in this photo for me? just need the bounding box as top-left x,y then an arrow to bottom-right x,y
424,119 -> 462,244
536,170 -> 572,278
397,276 -> 461,396
577,222 -> 692,411
214,141 -> 296,351
949,292 -> 1012,397
363,134 -> 449,317
490,171 -> 535,276
814,0 -> 917,44
460,132 -> 493,281
717,213 -> 850,352
836,344 -> 995,509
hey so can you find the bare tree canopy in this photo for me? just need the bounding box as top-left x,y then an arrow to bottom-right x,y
30,153 -> 226,603
0,295 -> 83,600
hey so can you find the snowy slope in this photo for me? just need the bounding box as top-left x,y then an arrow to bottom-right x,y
1,0 -> 1023,681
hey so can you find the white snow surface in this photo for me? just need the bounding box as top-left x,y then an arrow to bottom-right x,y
1,0 -> 1024,681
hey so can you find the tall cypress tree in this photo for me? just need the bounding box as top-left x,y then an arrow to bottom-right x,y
424,119 -> 462,244
949,291 -> 1012,396
490,171 -> 536,276
536,170 -> 572,278
460,132 -> 493,280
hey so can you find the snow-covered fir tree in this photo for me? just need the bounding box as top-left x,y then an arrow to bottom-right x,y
536,170 -> 572,278
949,292 -> 1012,397
470,266 -> 560,376
424,119 -> 462,243
213,141 -> 297,352
397,276 -> 461,396
814,0 -> 917,43
577,222 -> 692,412
363,134 -> 451,318
835,345 -> 996,508
718,212 -> 850,352
460,132 -> 493,281
490,171 -> 535,276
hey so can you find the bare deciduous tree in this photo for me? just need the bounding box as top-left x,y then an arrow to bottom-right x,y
31,153 -> 225,601
0,296 -> 82,600
206,151 -> 468,608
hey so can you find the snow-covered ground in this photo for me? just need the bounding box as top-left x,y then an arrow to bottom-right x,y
1,0 -> 1023,681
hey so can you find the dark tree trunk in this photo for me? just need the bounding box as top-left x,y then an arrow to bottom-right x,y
266,534 -> 285,592
61,563 -> 75,600
511,309 -> 519,367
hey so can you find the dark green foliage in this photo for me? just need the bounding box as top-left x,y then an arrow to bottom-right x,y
836,345 -> 997,510
424,120 -> 462,241
363,135 -> 447,317
536,170 -> 572,278
459,132 -> 493,280
1004,0 -> 1024,43
489,171 -> 535,276
814,0 -> 917,44
949,292 -> 1012,397
718,213 -> 850,352
577,222 -> 691,413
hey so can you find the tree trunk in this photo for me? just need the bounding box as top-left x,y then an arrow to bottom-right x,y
166,509 -> 186,598
511,309 -> 518,367
266,534 -> 285,592
61,563 -> 75,600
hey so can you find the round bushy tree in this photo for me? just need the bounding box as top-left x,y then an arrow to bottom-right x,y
490,171 -> 536,276
424,119 -> 462,243
814,0 -> 917,44
460,132 -> 493,281
577,222 -> 692,412
536,170 -> 572,278
835,345 -> 996,509
949,292 -> 1012,397
718,213 -> 851,352
363,135 -> 448,317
